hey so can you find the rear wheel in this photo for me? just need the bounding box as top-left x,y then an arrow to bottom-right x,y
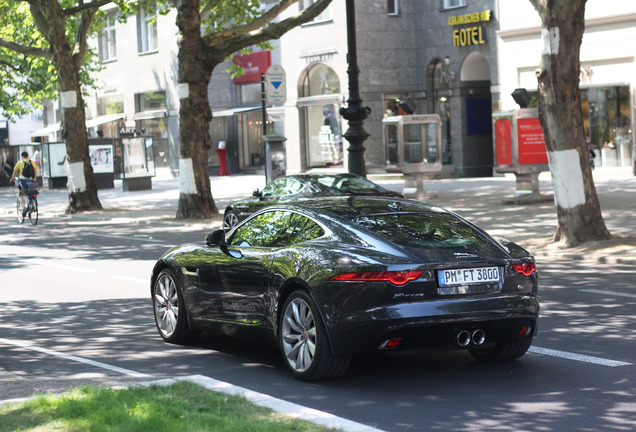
469,336 -> 533,362
17,198 -> 25,224
279,290 -> 350,381
152,269 -> 195,344
223,209 -> 239,231
28,197 -> 38,225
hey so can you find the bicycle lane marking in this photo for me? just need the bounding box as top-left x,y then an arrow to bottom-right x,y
0,338 -> 150,378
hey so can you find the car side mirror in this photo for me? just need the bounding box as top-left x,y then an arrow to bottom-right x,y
252,188 -> 262,198
206,229 -> 227,247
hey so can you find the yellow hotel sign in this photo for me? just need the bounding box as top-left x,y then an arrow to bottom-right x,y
449,10 -> 491,47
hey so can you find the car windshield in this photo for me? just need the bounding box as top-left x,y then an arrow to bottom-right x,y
351,212 -> 507,259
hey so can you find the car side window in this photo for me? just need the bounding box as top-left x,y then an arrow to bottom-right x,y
229,211 -> 324,248
262,178 -> 286,197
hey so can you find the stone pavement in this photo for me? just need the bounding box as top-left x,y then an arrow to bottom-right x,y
1,166 -> 635,264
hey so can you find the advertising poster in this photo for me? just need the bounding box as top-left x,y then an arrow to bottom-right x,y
517,118 -> 548,165
46,143 -> 68,177
89,144 -> 114,173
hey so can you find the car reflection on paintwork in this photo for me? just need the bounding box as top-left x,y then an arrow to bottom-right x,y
222,173 -> 403,230
151,196 -> 539,381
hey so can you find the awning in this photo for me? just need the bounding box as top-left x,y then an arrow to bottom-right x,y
85,113 -> 125,128
30,123 -> 61,137
212,106 -> 260,118
133,110 -> 167,120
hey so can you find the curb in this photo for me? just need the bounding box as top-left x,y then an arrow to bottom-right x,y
0,374 -> 386,432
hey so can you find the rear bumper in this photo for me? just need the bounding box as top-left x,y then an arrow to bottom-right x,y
325,295 -> 539,354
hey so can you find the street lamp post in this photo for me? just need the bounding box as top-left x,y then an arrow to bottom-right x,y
340,0 -> 371,178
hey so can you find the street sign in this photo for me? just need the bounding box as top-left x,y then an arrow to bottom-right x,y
265,65 -> 286,104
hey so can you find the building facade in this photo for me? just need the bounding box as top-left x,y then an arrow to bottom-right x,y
497,0 -> 635,168
11,0 -> 636,183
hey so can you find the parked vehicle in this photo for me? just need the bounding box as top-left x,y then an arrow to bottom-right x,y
222,173 -> 403,230
152,196 -> 539,380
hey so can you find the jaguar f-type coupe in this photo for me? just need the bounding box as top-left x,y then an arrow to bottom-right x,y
152,196 -> 539,380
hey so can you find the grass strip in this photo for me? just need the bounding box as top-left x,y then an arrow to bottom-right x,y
0,380 -> 340,432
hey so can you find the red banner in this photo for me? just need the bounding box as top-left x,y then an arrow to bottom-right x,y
517,118 -> 548,164
232,50 -> 271,84
495,119 -> 512,165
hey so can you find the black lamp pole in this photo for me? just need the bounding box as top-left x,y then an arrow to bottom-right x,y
340,0 -> 371,177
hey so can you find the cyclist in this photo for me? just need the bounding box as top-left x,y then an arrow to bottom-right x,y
9,151 -> 38,215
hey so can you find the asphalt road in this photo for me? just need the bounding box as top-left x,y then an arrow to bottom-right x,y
1,208 -> 635,431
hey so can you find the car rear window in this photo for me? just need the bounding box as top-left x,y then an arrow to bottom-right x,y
351,212 -> 503,254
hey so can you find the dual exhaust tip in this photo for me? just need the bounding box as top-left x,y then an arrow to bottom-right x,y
457,329 -> 486,347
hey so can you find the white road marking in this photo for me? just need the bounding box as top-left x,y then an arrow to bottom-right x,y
529,346 -> 632,367
115,276 -> 149,284
32,260 -> 98,273
0,338 -> 151,378
579,289 -> 636,299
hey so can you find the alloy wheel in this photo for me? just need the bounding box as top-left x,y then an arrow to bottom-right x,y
281,297 -> 316,373
154,273 -> 180,339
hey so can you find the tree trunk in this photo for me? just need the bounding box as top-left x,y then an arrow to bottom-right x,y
41,0 -> 102,213
175,0 -> 218,219
530,0 -> 610,246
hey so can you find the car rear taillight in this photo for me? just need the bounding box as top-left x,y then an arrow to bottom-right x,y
512,262 -> 536,276
329,270 -> 424,286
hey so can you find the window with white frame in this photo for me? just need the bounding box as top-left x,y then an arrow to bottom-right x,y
137,5 -> 158,53
300,0 -> 333,24
443,0 -> 466,9
387,0 -> 400,15
99,12 -> 117,61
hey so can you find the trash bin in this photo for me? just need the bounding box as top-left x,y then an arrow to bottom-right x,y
263,135 -> 287,184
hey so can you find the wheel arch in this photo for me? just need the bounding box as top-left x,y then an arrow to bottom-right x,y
275,279 -> 336,353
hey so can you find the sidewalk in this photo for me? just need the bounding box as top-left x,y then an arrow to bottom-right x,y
1,166 -> 635,264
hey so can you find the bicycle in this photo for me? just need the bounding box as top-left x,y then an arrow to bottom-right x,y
17,179 -> 39,225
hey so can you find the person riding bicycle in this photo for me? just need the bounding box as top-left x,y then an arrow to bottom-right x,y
9,151 -> 38,214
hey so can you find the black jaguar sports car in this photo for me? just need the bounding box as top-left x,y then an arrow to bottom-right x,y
222,173 -> 402,230
152,196 -> 539,381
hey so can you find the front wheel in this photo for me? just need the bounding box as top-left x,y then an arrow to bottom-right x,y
469,336 -> 533,362
152,269 -> 196,344
279,291 -> 350,381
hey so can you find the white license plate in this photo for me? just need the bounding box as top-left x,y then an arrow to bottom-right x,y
438,267 -> 500,286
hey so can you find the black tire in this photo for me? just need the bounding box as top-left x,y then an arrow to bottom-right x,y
223,209 -> 239,231
17,198 -> 25,224
29,197 -> 38,225
469,336 -> 533,362
279,290 -> 351,381
152,269 -> 195,344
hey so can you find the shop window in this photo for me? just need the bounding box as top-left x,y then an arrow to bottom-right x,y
99,11 -> 117,61
135,91 -> 166,112
138,5 -> 158,53
582,86 -> 631,160
299,64 -> 342,168
299,0 -> 333,25
387,0 -> 400,15
443,0 -> 466,10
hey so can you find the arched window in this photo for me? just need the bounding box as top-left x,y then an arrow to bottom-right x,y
300,64 -> 340,97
